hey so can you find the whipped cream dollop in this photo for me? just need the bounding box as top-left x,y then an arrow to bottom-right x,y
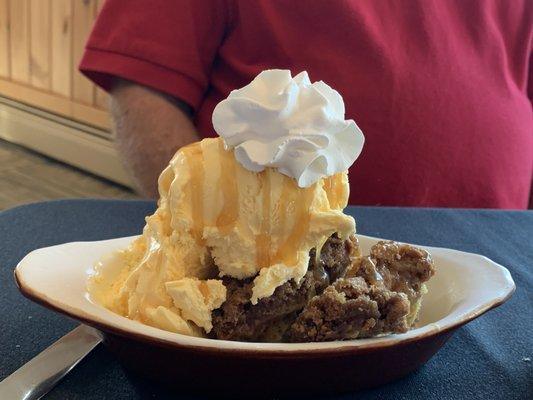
212,69 -> 365,187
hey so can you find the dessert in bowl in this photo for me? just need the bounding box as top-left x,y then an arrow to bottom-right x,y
15,234 -> 514,394
14,70 -> 514,394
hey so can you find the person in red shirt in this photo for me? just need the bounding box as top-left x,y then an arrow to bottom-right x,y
80,0 -> 532,209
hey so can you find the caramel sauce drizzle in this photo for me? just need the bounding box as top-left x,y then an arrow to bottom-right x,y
198,281 -> 209,300
255,169 -> 272,268
324,172 -> 345,209
182,142 -> 205,245
271,179 -> 314,266
216,140 -> 239,233
277,174 -> 294,239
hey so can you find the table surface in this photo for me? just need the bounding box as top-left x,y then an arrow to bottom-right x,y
0,200 -> 531,400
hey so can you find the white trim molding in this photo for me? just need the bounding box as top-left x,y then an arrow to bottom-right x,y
0,97 -> 133,188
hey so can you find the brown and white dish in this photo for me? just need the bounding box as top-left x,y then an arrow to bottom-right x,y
14,234 -> 514,395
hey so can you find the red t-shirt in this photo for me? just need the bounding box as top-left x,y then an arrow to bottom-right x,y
80,0 -> 533,209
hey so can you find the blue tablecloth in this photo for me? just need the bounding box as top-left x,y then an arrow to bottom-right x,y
0,200 -> 531,399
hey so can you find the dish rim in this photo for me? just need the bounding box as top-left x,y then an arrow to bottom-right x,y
14,235 -> 515,356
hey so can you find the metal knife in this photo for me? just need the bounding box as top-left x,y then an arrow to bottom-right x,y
0,325 -> 102,400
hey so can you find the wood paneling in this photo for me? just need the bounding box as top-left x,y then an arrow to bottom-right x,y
0,78 -> 111,129
94,88 -> 108,110
9,0 -> 30,83
72,0 -> 95,104
0,0 -> 10,78
30,0 -> 51,89
94,0 -> 108,110
51,0 -> 72,97
0,0 -> 110,130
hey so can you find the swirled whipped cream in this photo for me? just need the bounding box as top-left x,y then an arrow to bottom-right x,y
212,69 -> 365,187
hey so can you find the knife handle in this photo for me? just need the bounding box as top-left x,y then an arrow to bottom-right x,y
0,325 -> 102,400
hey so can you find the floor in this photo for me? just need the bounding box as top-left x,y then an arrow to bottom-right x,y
0,139 -> 139,211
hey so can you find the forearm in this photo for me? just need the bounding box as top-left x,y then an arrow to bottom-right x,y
110,80 -> 200,198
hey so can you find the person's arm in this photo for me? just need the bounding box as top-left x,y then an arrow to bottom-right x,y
110,79 -> 200,198
79,1 -> 228,197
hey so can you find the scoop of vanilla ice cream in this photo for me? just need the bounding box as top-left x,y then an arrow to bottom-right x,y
156,137 -> 355,303
90,137 -> 355,334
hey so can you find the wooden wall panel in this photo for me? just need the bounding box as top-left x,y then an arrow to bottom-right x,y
0,0 -> 110,130
72,0 -> 95,104
0,0 -> 10,78
94,0 -> 108,109
51,0 -> 72,97
9,0 -> 30,83
30,0 -> 51,89
0,78 -> 111,129
94,87 -> 108,109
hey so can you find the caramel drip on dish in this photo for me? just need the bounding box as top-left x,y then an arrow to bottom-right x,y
182,142 -> 205,245
216,140 -> 239,233
255,169 -> 272,268
272,183 -> 314,266
324,172 -> 345,209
